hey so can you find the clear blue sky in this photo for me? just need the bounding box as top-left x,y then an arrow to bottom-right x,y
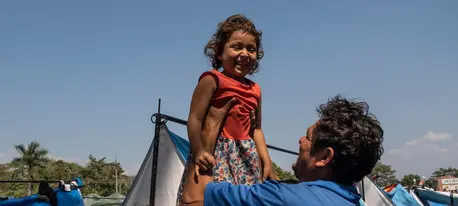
1,1 -> 457,178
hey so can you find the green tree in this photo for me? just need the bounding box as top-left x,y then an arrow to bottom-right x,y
424,178 -> 437,190
0,141 -> 134,197
370,162 -> 398,187
272,162 -> 298,181
37,159 -> 84,181
2,162 -> 29,197
0,163 -> 10,179
400,174 -> 422,187
10,141 -> 49,195
432,167 -> 458,178
81,155 -> 129,196
0,163 -> 12,195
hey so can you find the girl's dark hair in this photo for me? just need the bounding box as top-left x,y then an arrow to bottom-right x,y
204,14 -> 264,75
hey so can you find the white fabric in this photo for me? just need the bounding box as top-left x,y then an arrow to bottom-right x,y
122,126 -> 185,206
153,126 -> 185,205
70,180 -> 78,187
409,189 -> 425,206
355,176 -> 394,206
64,184 -> 71,192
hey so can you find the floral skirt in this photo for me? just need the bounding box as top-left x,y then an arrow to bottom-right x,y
176,136 -> 262,204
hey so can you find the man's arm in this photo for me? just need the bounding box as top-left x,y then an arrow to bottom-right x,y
180,98 -> 236,205
180,169 -> 213,206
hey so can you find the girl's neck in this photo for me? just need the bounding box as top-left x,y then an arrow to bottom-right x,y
221,70 -> 248,84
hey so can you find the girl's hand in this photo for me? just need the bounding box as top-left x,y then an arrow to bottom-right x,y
193,151 -> 215,176
249,110 -> 256,138
262,163 -> 279,181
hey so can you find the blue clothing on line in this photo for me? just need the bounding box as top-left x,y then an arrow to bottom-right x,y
204,180 -> 362,206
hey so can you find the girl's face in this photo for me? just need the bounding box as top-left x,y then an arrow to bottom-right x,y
219,30 -> 258,79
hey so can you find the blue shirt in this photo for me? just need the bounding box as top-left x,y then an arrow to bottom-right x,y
204,180 -> 362,206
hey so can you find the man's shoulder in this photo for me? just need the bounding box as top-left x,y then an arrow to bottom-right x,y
204,180 -> 285,206
275,180 -> 361,205
245,179 -> 356,193
204,180 -> 361,206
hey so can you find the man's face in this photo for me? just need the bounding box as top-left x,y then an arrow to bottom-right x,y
292,121 -> 319,181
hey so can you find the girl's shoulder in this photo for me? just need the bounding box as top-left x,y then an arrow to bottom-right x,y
245,78 -> 262,95
198,69 -> 219,81
198,70 -> 220,87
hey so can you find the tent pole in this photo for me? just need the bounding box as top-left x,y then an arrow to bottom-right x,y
150,98 -> 161,206
361,177 -> 365,202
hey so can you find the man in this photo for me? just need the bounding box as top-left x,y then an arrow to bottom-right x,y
182,95 -> 384,205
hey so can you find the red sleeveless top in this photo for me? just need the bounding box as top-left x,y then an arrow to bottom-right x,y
199,70 -> 261,141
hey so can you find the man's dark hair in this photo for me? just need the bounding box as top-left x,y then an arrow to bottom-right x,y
311,95 -> 384,185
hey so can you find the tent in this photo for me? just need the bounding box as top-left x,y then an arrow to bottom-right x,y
122,123 -> 188,206
411,187 -> 458,205
354,176 -> 395,206
384,184 -> 422,206
367,182 -> 458,206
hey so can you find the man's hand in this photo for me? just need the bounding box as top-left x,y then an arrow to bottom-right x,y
194,151 -> 215,177
203,97 -> 238,131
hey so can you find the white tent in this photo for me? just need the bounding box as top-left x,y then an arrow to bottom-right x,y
122,124 -> 188,206
355,177 -> 395,206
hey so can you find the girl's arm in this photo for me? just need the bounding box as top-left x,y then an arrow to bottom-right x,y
252,95 -> 274,178
187,75 -> 217,156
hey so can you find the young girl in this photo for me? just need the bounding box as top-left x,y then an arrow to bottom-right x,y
177,14 -> 276,204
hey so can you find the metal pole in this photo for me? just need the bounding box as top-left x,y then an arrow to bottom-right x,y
0,180 -> 70,183
150,98 -> 161,206
115,153 -> 119,194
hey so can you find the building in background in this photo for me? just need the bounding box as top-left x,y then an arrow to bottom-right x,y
437,176 -> 457,192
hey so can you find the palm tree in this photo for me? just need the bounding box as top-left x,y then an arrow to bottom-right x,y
10,141 -> 49,195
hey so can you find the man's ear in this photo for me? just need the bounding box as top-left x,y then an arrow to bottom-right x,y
315,147 -> 334,168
